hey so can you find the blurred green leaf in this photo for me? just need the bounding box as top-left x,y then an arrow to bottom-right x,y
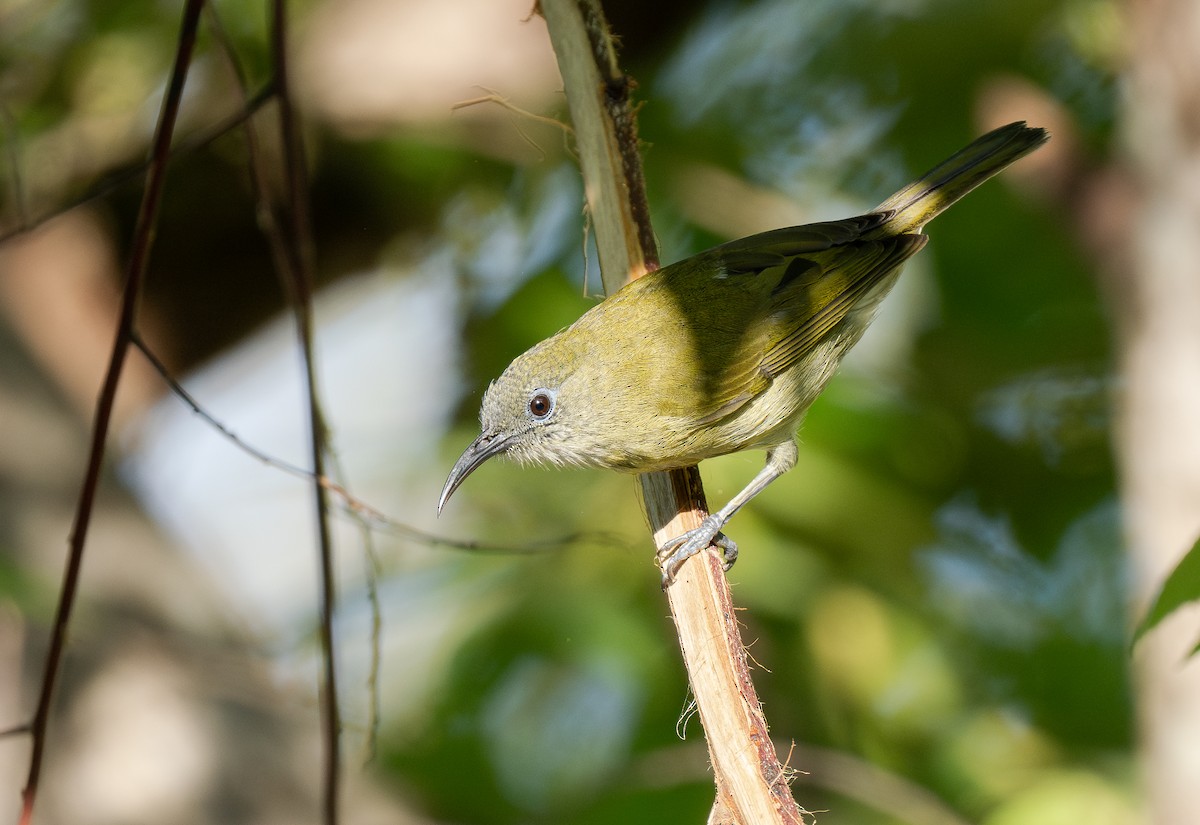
1133,534 -> 1200,653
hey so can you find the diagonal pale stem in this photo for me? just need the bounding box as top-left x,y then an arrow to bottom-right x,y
539,2 -> 805,822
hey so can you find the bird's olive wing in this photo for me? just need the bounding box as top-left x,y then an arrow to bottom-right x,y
756,233 -> 927,378
648,219 -> 922,428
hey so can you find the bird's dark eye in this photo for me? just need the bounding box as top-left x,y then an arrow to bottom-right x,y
528,390 -> 555,420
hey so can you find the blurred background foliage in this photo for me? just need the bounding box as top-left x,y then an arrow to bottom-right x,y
0,0 -> 1136,824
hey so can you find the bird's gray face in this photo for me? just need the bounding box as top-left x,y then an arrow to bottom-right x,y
437,357 -> 569,514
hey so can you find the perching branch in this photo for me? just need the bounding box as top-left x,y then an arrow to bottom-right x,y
537,2 -> 807,823
16,2 -> 206,823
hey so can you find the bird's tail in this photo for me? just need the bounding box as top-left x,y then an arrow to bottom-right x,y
873,121 -> 1048,234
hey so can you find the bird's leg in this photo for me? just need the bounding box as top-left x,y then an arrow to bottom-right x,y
656,439 -> 799,586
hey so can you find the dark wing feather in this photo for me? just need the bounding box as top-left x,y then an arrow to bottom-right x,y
714,213 -> 891,274
650,216 -> 922,426
757,233 -> 927,378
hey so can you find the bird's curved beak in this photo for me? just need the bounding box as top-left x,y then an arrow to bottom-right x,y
438,430 -> 513,515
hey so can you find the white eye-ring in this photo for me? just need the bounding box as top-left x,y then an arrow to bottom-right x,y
527,388 -> 556,420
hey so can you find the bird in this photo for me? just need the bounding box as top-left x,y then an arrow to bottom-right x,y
439,121 -> 1049,585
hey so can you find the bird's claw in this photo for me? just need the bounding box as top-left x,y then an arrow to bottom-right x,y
656,517 -> 739,588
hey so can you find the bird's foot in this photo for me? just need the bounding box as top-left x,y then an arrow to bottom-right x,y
656,516 -> 739,588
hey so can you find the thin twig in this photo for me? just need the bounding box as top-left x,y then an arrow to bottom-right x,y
129,352 -> 629,553
17,2 -> 206,823
205,3 -> 342,817
360,516 -> 384,764
209,1 -> 345,814
0,723 -> 31,739
451,89 -> 564,161
129,332 -> 370,515
0,84 -> 274,244
451,87 -> 573,133
269,2 -> 341,822
452,87 -> 574,161
133,329 -> 621,555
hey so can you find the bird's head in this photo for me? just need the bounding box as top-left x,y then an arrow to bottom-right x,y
438,335 -> 601,514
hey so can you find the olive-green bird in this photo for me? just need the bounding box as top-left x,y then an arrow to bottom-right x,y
440,121 -> 1048,584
